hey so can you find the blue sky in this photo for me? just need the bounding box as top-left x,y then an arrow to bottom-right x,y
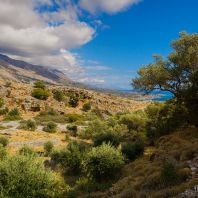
0,0 -> 197,89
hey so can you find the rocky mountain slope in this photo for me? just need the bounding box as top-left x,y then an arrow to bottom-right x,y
0,53 -> 73,85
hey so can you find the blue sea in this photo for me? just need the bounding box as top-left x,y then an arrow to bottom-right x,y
118,90 -> 173,101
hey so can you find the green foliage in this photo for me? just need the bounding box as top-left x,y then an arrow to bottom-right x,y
68,95 -> 79,107
0,107 -> 9,115
0,144 -> 7,160
121,139 -> 144,161
34,81 -> 46,89
65,114 -> 84,123
35,109 -> 67,124
67,125 -> 78,136
0,98 -> 5,108
82,102 -> 91,112
145,102 -> 187,141
44,141 -> 54,156
19,145 -> 36,157
43,122 -> 57,133
93,131 -> 121,147
0,155 -> 64,198
32,88 -> 50,100
132,32 -> 198,125
53,90 -> 64,102
0,136 -> 9,147
83,143 -> 124,181
51,141 -> 86,174
5,108 -> 21,121
19,119 -> 37,131
160,161 -> 179,185
119,113 -> 146,132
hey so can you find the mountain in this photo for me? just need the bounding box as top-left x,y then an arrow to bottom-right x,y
0,53 -> 74,85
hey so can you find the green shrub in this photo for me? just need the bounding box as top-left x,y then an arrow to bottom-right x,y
34,81 -> 46,89
32,88 -> 50,100
44,141 -> 54,156
0,155 -> 64,198
20,119 -> 37,131
0,144 -> 7,160
67,125 -> 78,136
35,109 -> 67,124
68,96 -> 79,107
65,114 -> 83,123
0,107 -> 9,115
53,90 -> 65,102
0,136 -> 9,147
82,103 -> 91,112
5,108 -> 21,121
145,102 -> 187,142
0,98 -> 5,108
83,143 -> 124,181
121,140 -> 145,161
119,113 -> 146,132
43,122 -> 57,133
160,160 -> 179,185
19,145 -> 36,157
93,131 -> 121,147
51,141 -> 86,174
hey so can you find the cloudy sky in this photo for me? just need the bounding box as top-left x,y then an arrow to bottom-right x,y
0,0 -> 198,89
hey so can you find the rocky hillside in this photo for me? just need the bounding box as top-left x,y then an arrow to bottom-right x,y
0,53 -> 73,85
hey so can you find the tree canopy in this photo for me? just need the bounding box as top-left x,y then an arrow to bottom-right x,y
132,32 -> 198,125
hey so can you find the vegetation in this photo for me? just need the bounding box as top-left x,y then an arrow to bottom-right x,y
34,81 -> 46,89
82,102 -> 91,112
19,119 -> 37,131
44,141 -> 54,156
43,122 -> 57,133
83,143 -> 124,182
32,88 -> 50,100
4,108 -> 21,121
0,136 -> 9,147
0,155 -> 65,198
19,145 -> 36,157
53,90 -> 65,102
132,32 -> 198,126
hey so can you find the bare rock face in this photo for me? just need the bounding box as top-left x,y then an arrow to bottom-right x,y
177,189 -> 198,198
21,97 -> 44,112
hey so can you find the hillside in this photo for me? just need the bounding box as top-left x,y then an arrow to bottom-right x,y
0,53 -> 73,85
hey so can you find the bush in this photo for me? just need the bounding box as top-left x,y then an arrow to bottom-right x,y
0,98 -> 5,108
44,141 -> 54,156
83,143 -> 124,181
32,88 -> 50,100
67,125 -> 78,136
93,131 -> 121,147
119,113 -> 146,132
19,145 -> 36,157
51,141 -> 86,174
68,96 -> 79,107
160,160 -> 179,185
0,155 -> 64,198
0,144 -> 7,160
145,102 -> 187,142
0,107 -> 9,115
82,103 -> 91,112
43,122 -> 57,133
5,108 -> 21,121
34,81 -> 46,89
53,90 -> 65,102
20,120 -> 37,131
0,136 -> 9,147
121,140 -> 145,161
65,114 -> 83,123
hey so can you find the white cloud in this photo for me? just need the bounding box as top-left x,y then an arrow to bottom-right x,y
0,0 -> 95,57
79,0 -> 141,14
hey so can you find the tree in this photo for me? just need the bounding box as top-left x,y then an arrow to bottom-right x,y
132,32 -> 198,125
83,143 -> 124,181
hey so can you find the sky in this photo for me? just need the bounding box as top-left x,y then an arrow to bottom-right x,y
0,0 -> 197,89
